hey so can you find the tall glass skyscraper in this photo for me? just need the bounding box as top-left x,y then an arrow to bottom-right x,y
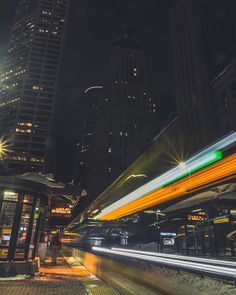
0,0 -> 69,170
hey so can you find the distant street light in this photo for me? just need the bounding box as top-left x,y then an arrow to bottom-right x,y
178,161 -> 186,169
0,138 -> 10,159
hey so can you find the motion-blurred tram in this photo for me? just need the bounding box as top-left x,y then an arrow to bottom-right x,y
64,132 -> 236,257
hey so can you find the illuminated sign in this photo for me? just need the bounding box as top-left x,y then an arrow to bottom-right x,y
213,217 -> 229,224
163,238 -> 175,246
51,207 -> 71,216
0,249 -> 8,258
188,215 -> 206,221
3,228 -> 11,235
160,232 -> 176,236
2,235 -> 10,241
3,191 -> 18,202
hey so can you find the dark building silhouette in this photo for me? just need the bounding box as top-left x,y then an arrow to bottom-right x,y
171,0 -> 236,155
211,48 -> 236,135
77,85 -> 104,189
76,25 -> 157,206
105,25 -> 156,176
0,0 -> 69,170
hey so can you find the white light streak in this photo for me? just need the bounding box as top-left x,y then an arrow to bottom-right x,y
96,132 -> 236,219
111,247 -> 236,268
92,247 -> 236,278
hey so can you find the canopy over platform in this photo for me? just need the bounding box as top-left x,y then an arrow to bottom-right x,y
0,172 -> 85,205
163,183 -> 236,215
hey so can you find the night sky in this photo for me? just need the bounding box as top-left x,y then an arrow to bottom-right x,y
0,0 -> 175,180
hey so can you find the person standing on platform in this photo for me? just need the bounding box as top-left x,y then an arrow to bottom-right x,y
50,232 -> 61,265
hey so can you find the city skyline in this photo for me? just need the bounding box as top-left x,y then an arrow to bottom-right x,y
0,1 -> 236,290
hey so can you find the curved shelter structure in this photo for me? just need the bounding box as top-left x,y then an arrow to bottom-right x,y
0,172 -> 83,276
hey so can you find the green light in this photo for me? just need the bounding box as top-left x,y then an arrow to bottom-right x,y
164,150 -> 223,187
34,207 -> 40,219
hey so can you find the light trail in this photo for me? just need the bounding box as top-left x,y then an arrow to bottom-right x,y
96,132 -> 236,220
92,246 -> 236,279
111,247 -> 236,268
96,151 -> 222,219
98,153 -> 236,220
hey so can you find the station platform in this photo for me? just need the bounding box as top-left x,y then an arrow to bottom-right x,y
0,254 -> 118,295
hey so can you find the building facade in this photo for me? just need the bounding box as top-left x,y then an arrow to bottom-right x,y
76,25 -> 157,206
211,50 -> 236,135
171,0 -> 236,155
77,85 -> 104,189
106,25 -> 156,177
0,0 -> 69,170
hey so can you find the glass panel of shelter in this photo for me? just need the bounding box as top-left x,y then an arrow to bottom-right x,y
0,190 -> 42,261
28,200 -> 40,260
0,191 -> 18,260
14,195 -> 38,260
173,208 -> 236,257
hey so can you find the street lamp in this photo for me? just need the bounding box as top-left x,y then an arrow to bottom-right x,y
178,161 -> 186,169
0,138 -> 10,159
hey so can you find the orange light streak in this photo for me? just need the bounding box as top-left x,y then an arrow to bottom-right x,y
100,154 -> 236,220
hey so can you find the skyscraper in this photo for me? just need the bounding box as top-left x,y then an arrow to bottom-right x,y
105,25 -> 156,178
0,0 -> 69,170
77,25 -> 156,204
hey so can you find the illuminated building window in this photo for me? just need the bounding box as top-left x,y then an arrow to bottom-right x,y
10,156 -> 27,161
16,128 -> 32,133
18,122 -> 33,127
32,85 -> 43,91
30,157 -> 44,163
38,29 -> 49,33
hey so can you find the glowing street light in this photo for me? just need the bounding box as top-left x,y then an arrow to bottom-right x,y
178,161 -> 186,169
0,138 -> 10,159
